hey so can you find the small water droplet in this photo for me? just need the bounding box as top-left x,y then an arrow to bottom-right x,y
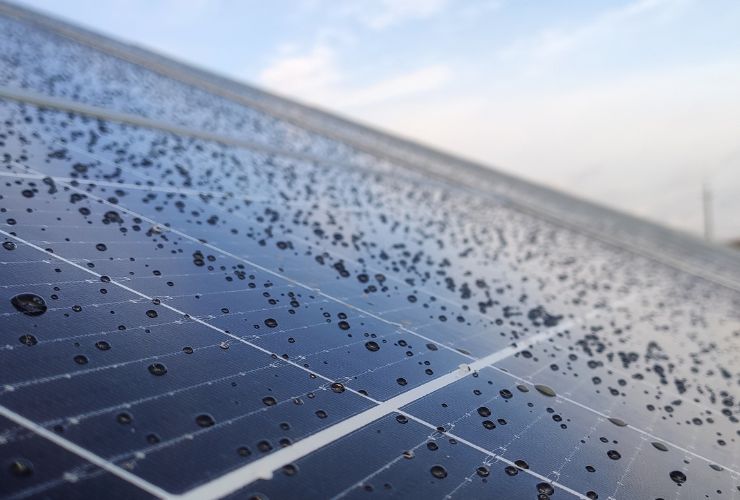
430,465 -> 448,479
95,341 -> 111,351
651,442 -> 668,452
365,341 -> 380,352
607,450 -> 621,460
8,458 -> 33,477
330,382 -> 345,393
537,482 -> 555,495
534,384 -> 556,397
18,334 -> 37,346
145,310 -> 158,318
669,470 -> 686,484
148,363 -> 167,376
3,241 -> 16,251
608,417 -> 627,427
195,414 -> 215,427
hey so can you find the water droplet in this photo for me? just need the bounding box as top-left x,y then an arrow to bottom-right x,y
669,470 -> 686,484
11,293 -> 47,316
95,341 -> 111,351
402,450 -> 414,459
18,334 -> 37,346
476,466 -> 489,477
534,384 -> 556,397
330,382 -> 345,393
183,346 -> 194,354
395,414 -> 408,424
264,318 -> 278,328
148,363 -> 167,376
477,406 -> 491,417
73,355 -> 88,365
95,243 -> 107,251
116,412 -> 132,424
607,450 -> 621,460
514,459 -> 529,469
516,384 -> 529,392
586,491 -> 598,499
608,417 -> 627,427
430,465 -> 448,479
262,396 -> 277,406
651,442 -> 668,452
8,458 -> 33,477
537,482 -> 555,495
3,241 -> 16,251
145,309 -> 158,318
504,465 -> 518,476
365,341 -> 380,352
499,389 -> 513,399
282,464 -> 297,476
195,414 -> 215,427
709,464 -> 723,472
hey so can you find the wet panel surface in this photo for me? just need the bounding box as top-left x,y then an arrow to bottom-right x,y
0,9 -> 738,499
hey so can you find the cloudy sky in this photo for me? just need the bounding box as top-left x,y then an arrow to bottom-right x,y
18,0 -> 740,241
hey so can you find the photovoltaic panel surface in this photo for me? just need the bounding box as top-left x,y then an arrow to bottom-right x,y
0,3 -> 738,500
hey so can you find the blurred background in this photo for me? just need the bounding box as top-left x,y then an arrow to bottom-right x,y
18,0 -> 740,246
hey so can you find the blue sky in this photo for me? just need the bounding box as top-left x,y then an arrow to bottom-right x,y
17,0 -> 740,241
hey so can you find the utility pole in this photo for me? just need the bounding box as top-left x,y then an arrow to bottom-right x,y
702,180 -> 713,241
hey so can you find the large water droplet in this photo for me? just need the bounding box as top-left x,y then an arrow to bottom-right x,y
11,293 -> 47,316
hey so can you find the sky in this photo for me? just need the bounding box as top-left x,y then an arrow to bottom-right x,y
17,0 -> 740,241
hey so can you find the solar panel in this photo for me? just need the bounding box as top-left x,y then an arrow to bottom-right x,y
0,3 -> 738,499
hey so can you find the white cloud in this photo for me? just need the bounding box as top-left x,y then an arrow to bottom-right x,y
258,45 -> 450,110
337,0 -> 448,29
499,0 -> 692,65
